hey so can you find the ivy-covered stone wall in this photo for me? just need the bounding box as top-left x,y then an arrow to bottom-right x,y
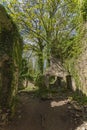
0,5 -> 23,114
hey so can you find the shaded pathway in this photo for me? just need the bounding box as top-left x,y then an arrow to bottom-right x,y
0,92 -> 87,130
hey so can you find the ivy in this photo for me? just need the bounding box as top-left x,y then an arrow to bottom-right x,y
0,5 -> 23,115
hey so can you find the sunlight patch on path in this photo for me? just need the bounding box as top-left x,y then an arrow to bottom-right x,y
75,122 -> 87,130
51,99 -> 70,107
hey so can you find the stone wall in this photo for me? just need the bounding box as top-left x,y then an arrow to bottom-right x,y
74,23 -> 87,95
76,46 -> 87,95
0,5 -> 23,113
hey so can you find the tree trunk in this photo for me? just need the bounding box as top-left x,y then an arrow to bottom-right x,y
66,75 -> 72,90
38,54 -> 44,74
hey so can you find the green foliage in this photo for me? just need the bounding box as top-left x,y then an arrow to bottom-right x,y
33,71 -> 44,88
72,90 -> 87,105
65,59 -> 81,89
63,0 -> 86,92
0,0 -> 86,96
81,0 -> 87,21
1,0 -> 82,71
20,59 -> 29,80
0,5 -> 23,115
49,76 -> 55,84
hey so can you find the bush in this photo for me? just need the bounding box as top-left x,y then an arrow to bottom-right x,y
33,72 -> 45,90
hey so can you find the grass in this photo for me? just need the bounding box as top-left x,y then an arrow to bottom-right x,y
72,92 -> 87,105
18,85 -> 39,93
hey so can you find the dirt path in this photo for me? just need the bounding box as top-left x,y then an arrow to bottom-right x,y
0,92 -> 86,130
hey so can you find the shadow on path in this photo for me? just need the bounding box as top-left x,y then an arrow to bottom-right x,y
1,91 -> 87,130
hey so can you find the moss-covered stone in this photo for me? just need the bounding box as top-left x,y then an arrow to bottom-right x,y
0,5 -> 23,115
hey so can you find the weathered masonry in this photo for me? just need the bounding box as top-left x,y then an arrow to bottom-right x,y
0,5 -> 23,114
